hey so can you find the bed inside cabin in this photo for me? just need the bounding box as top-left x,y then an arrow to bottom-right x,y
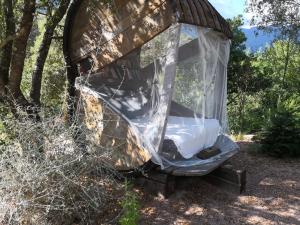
77,23 -> 234,166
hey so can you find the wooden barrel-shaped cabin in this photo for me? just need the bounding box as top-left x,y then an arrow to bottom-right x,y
63,0 -> 239,174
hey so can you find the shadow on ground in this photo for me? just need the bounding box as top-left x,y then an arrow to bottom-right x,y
136,142 -> 300,225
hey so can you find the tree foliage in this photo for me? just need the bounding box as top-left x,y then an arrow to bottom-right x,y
0,0 -> 70,118
228,16 -> 270,98
247,0 -> 300,41
227,13 -> 300,145
252,41 -> 300,101
227,4 -> 300,157
227,16 -> 271,132
254,96 -> 300,157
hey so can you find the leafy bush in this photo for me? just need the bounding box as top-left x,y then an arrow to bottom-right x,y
119,181 -> 140,225
254,97 -> 300,157
0,107 -> 120,225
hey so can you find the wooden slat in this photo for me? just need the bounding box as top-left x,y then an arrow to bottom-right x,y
205,1 -> 222,31
187,0 -> 201,25
67,0 -> 232,65
175,0 -> 185,19
73,2 -> 173,69
70,0 -> 168,63
96,5 -> 173,69
176,0 -> 232,38
192,0 -> 208,27
97,0 -> 165,35
133,170 -> 176,198
179,0 -> 194,24
80,91 -> 151,170
204,165 -> 247,194
219,15 -> 232,38
215,13 -> 226,36
197,0 -> 216,28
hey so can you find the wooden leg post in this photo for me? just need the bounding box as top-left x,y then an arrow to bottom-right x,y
203,164 -> 246,194
133,170 -> 176,198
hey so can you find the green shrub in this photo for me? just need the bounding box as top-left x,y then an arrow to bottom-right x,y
254,97 -> 300,157
119,181 -> 140,225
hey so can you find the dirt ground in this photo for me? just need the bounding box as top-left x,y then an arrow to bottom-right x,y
136,142 -> 300,225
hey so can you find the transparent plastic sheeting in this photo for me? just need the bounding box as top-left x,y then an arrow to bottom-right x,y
76,23 -> 239,169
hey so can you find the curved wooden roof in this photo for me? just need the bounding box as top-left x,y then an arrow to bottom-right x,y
64,0 -> 232,75
176,0 -> 232,38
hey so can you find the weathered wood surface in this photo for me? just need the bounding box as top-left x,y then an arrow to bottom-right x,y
67,0 -> 232,70
133,170 -> 176,198
79,91 -> 151,170
204,164 -> 246,194
70,0 -> 172,67
174,164 -> 246,194
132,163 -> 246,198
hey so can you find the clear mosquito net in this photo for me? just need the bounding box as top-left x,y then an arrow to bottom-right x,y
76,23 -> 238,169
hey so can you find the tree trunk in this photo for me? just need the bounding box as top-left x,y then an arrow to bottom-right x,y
30,25 -> 55,106
8,0 -> 35,105
0,0 -> 15,99
282,38 -> 291,90
30,0 -> 70,106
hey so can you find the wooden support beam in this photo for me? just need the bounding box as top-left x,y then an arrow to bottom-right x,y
132,163 -> 246,197
174,164 -> 246,194
133,170 -> 176,198
203,164 -> 246,194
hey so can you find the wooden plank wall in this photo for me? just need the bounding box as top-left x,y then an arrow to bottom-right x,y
80,91 -> 151,170
70,0 -> 173,69
68,0 -> 232,70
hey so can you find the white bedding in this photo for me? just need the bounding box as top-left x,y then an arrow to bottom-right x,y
132,116 -> 220,159
165,116 -> 220,159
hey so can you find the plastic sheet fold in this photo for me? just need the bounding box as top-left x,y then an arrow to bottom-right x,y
76,23 -> 239,169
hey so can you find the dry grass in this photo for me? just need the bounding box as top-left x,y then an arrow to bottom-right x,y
0,107 -> 121,225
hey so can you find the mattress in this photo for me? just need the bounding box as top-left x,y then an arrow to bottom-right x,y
164,116 -> 220,159
132,116 -> 220,159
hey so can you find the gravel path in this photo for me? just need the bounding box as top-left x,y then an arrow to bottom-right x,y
137,142 -> 300,225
